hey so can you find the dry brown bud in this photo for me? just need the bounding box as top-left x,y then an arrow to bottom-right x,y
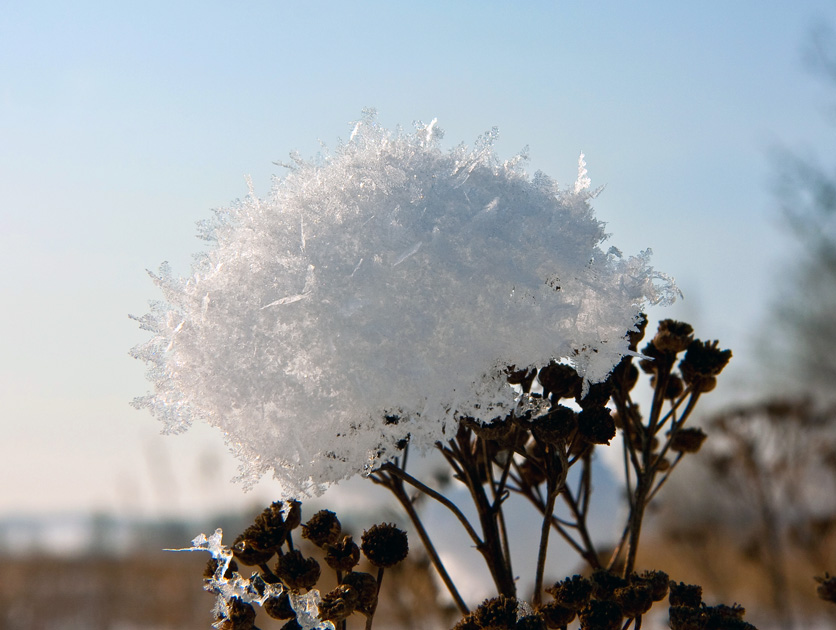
275,550 -> 321,590
302,510 -> 342,547
361,523 -> 409,568
324,534 -> 361,572
670,427 -> 708,453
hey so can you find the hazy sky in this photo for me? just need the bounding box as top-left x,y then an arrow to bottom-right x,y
3,1 -> 836,520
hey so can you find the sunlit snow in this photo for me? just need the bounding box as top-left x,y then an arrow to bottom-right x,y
131,110 -> 676,496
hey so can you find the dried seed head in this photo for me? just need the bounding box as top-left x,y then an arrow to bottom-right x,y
670,427 -> 708,453
668,582 -> 702,608
282,500 -> 303,530
232,534 -> 276,566
577,380 -> 613,410
275,549 -> 321,590
232,501 -> 299,565
634,570 -> 669,602
546,575 -> 592,611
578,600 -> 623,630
652,320 -> 694,354
302,510 -> 342,547
664,375 -> 685,399
816,573 -> 836,603
532,405 -> 577,446
361,523 -> 409,568
615,360 -> 640,393
614,582 -> 653,617
515,613 -> 547,630
216,597 -> 257,630
318,584 -> 359,623
538,601 -> 576,628
639,341 -> 664,375
474,596 -> 519,629
465,415 -> 516,443
578,407 -> 616,445
325,534 -> 361,572
452,613 -> 481,630
263,592 -> 296,620
679,340 -> 731,390
538,363 -> 583,401
589,570 -> 628,602
669,605 -> 702,630
341,571 -> 378,613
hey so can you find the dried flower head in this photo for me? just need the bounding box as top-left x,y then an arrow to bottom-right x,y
578,600 -> 622,630
232,501 -> 299,565
361,523 -> 409,568
302,510 -> 342,548
263,592 -> 296,620
532,405 -> 577,445
318,584 -> 359,623
340,571 -> 378,613
577,407 -> 617,445
668,582 -> 702,608
515,613 -> 547,630
668,605 -> 702,630
324,535 -> 361,572
275,550 -> 321,590
816,573 -> 836,603
452,613 -> 481,630
679,340 -> 732,391
614,582 -> 653,617
652,320 -> 694,354
215,597 -> 257,630
634,570 -> 669,602
538,363 -> 584,401
131,112 -> 676,495
670,427 -> 708,453
474,596 -> 520,629
589,570 -> 628,602
538,601 -> 576,628
546,575 -> 592,611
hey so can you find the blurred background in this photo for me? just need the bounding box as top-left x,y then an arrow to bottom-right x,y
3,1 -> 836,628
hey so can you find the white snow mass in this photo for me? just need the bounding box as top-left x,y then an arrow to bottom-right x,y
131,110 -> 677,497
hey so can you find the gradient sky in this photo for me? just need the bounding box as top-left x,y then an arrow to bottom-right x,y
3,1 -> 836,520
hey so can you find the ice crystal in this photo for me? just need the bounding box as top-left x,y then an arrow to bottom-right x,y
171,529 -> 334,630
131,110 -> 676,496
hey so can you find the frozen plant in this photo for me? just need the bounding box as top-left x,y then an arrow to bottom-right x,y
131,113 -> 779,630
131,110 -> 677,497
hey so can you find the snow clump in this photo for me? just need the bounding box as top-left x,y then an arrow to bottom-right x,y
131,110 -> 677,496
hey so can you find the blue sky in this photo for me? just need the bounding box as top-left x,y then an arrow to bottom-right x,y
2,1 -> 836,519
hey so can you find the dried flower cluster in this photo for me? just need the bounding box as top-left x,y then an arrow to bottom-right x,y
129,115 -> 836,629
183,502 -> 408,630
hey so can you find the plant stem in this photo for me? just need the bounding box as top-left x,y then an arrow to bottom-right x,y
364,567 -> 385,630
370,469 -> 469,615
533,475 -> 558,606
378,463 -> 483,547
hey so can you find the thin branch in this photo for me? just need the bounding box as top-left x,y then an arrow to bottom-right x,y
380,473 -> 469,615
533,475 -> 559,605
377,463 -> 483,547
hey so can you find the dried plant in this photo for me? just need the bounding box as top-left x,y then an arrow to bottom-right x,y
127,114 -> 834,629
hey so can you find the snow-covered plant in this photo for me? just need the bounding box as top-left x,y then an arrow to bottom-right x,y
131,111 -> 676,497
131,113 -> 771,630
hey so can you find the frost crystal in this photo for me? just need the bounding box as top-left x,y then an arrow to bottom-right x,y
131,111 -> 676,496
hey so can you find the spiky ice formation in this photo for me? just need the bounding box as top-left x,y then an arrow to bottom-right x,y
131,111 -> 677,496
